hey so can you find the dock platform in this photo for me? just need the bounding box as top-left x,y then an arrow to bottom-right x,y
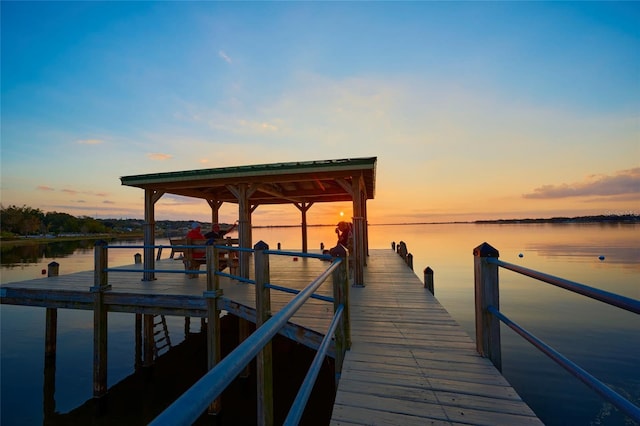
0,249 -> 541,425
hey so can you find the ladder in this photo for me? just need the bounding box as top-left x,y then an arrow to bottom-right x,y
153,315 -> 172,359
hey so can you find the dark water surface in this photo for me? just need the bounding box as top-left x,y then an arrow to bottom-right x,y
1,223 -> 638,425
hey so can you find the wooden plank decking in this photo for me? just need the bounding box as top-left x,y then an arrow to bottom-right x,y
0,248 -> 541,425
331,250 -> 541,425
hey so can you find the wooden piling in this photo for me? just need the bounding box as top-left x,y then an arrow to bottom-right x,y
47,262 -> 59,277
91,240 -> 111,398
423,267 -> 434,294
206,245 -> 222,415
254,241 -> 274,426
473,242 -> 502,371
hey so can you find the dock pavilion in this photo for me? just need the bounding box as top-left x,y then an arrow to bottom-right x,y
120,157 -> 377,286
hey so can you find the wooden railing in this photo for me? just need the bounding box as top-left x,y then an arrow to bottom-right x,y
474,242 -> 640,423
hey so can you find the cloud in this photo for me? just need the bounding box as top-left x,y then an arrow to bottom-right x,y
62,189 -> 78,195
523,168 -> 640,199
237,119 -> 279,133
37,185 -> 55,191
218,50 -> 232,64
103,200 -> 115,204
77,139 -> 103,145
147,153 -> 173,160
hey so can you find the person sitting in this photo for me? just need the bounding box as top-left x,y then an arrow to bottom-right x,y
186,222 -> 206,259
204,221 -> 238,242
329,221 -> 353,256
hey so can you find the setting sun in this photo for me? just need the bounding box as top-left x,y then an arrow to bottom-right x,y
339,211 -> 344,217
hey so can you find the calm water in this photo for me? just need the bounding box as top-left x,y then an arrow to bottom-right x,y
1,223 -> 639,425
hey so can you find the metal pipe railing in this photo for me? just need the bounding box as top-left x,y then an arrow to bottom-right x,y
284,304 -> 344,425
488,257 -> 640,314
474,242 -> 640,424
488,305 -> 640,423
149,258 -> 343,426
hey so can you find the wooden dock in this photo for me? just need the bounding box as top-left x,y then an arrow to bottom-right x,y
331,250 -> 542,425
0,248 -> 541,424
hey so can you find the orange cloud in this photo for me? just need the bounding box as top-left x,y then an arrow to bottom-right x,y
147,153 -> 173,160
523,168 -> 640,199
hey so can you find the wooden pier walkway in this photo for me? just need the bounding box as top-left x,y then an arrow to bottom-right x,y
331,250 -> 541,425
0,249 -> 541,425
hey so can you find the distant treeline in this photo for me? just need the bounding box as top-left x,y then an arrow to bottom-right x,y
0,204 -> 194,238
1,204 -> 638,239
474,214 -> 639,224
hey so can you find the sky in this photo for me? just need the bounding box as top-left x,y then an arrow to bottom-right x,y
1,1 -> 639,226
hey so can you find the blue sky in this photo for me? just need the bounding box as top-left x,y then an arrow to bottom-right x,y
2,1 -> 638,225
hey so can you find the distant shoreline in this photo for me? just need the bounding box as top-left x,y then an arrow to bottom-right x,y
1,215 -> 636,246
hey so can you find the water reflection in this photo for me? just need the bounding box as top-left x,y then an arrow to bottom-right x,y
0,240 -> 93,265
1,224 -> 639,426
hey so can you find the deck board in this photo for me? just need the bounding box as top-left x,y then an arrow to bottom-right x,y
0,248 -> 540,424
330,249 -> 542,425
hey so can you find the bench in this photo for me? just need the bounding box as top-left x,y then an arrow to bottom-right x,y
171,237 -> 240,278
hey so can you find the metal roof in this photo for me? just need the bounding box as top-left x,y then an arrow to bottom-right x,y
120,157 -> 377,205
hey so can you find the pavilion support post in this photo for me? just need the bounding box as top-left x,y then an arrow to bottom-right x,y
474,242 -> 502,371
363,199 -> 369,261
143,189 -> 164,281
205,245 -> 223,415
351,174 -> 365,286
207,199 -> 223,228
228,183 -> 256,280
254,241 -> 273,426
295,202 -> 313,253
91,240 -> 111,398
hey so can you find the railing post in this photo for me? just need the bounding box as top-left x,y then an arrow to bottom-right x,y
91,240 -> 111,398
474,242 -> 502,371
331,245 -> 351,386
423,267 -> 434,294
254,241 -> 273,426
205,244 -> 222,415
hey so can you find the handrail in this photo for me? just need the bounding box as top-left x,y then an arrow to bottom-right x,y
487,305 -> 640,422
474,242 -> 640,423
284,304 -> 344,425
100,241 -> 351,424
487,258 -> 640,314
149,257 -> 343,426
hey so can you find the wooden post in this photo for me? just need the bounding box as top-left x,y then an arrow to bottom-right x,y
45,308 -> 57,358
47,261 -> 59,277
44,307 -> 57,418
135,314 -> 142,371
91,240 -> 111,398
205,245 -> 222,415
424,267 -> 434,294
407,253 -> 413,270
474,242 -> 502,371
134,253 -> 142,264
254,241 -> 273,426
331,244 -> 351,386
